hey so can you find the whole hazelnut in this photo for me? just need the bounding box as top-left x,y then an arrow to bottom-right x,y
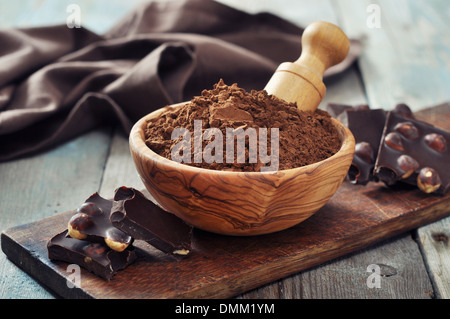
397,155 -> 419,178
417,167 -> 441,194
393,103 -> 414,119
104,238 -> 129,252
104,228 -> 132,252
68,224 -> 87,240
83,243 -> 107,257
394,122 -> 419,140
355,142 -> 375,163
68,213 -> 93,240
424,133 -> 447,153
384,132 -> 404,151
77,202 -> 103,216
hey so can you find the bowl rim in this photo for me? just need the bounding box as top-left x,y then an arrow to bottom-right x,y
129,103 -> 355,177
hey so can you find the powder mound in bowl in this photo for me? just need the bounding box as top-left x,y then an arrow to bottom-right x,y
144,79 -> 341,172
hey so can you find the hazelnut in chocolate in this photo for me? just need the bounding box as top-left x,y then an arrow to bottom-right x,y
47,230 -> 136,281
67,192 -> 133,252
111,187 -> 193,257
374,111 -> 449,194
329,102 -> 449,194
337,108 -> 387,185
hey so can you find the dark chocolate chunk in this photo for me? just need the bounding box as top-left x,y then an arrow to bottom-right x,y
325,103 -> 370,119
110,187 -> 193,256
374,111 -> 450,194
326,103 -> 355,118
47,230 -> 136,281
68,192 -> 132,252
339,108 -> 387,185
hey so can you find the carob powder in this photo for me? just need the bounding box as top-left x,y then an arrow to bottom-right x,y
144,79 -> 340,172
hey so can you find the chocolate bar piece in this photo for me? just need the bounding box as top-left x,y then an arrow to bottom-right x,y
374,111 -> 450,194
326,103 -> 355,118
325,103 -> 370,119
111,187 -> 193,256
339,109 -> 387,185
47,230 -> 136,281
67,192 -> 133,252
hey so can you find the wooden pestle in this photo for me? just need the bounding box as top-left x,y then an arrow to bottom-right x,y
264,21 -> 350,112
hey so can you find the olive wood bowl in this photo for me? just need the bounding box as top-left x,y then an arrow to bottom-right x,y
129,21 -> 355,235
130,106 -> 354,236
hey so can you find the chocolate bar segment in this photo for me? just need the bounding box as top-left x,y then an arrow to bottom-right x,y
67,192 -> 133,252
339,108 -> 387,185
326,103 -> 355,118
111,187 -> 193,256
374,111 -> 450,194
325,103 -> 370,119
47,230 -> 136,281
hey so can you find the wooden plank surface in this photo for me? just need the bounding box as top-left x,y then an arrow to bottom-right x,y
215,0 -> 432,298
335,0 -> 450,299
2,132 -> 448,299
336,0 -> 450,111
236,0 -> 441,298
0,127 -> 113,299
92,67 -> 436,299
2,104 -> 448,299
1,0 -> 449,299
97,0 -> 422,299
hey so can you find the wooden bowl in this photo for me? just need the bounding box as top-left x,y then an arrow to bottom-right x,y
129,21 -> 355,235
129,104 -> 355,236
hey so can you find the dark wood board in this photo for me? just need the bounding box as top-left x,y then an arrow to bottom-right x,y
1,103 -> 449,299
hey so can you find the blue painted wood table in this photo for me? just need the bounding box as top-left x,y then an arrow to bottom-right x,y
1,0 -> 449,299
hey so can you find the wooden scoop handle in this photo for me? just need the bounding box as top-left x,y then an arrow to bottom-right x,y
264,21 -> 350,112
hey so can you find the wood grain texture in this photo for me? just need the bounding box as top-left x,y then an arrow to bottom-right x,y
98,126 -> 147,196
104,65 -> 432,299
239,234 -> 433,299
335,0 -> 450,298
0,127 -> 112,299
128,19 -> 355,236
1,0 -> 449,300
102,0 -> 381,298
335,0 -> 450,111
264,21 -> 350,111
416,217 -> 450,299
413,104 -> 450,299
129,106 -> 355,235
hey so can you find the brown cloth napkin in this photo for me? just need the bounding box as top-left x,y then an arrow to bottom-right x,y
0,0 -> 360,161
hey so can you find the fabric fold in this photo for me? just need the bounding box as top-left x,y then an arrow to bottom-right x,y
0,0 -> 360,161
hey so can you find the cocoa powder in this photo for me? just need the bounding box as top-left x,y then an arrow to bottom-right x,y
144,79 -> 341,172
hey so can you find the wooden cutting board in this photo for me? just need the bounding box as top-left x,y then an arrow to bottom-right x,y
1,103 -> 449,299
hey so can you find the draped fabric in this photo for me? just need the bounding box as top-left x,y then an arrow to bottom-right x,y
0,0 -> 360,161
